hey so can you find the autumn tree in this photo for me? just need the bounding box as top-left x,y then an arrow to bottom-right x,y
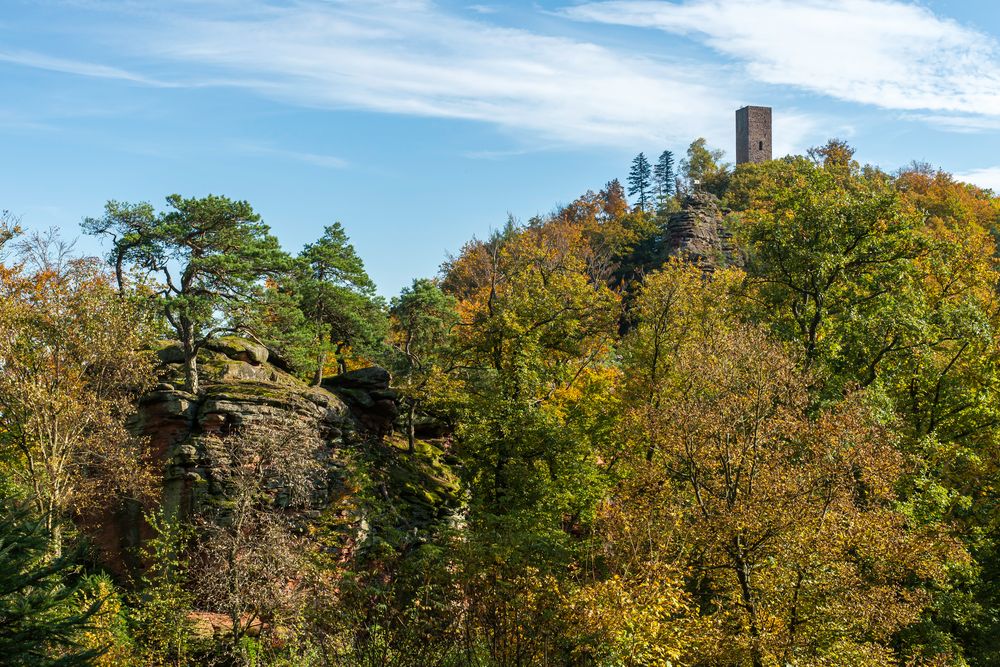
716,150 -> 1000,663
0,209 -> 21,254
442,218 -> 621,663
0,232 -> 156,555
886,165 -> 1000,662
130,511 -> 196,667
599,178 -> 628,219
616,271 -> 960,664
552,181 -> 657,286
627,152 -> 653,213
807,137 -> 856,168
190,420 -> 323,661
84,194 -> 289,393
729,154 -> 925,383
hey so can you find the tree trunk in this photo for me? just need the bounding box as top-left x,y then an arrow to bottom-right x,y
49,515 -> 63,560
334,342 -> 348,374
312,349 -> 326,387
114,254 -> 126,295
181,324 -> 199,394
407,401 -> 417,454
732,541 -> 764,667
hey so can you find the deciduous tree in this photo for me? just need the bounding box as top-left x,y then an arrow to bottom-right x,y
0,232 -> 155,555
680,137 -> 729,197
190,420 -> 322,661
443,218 -> 621,663
619,293 -> 960,664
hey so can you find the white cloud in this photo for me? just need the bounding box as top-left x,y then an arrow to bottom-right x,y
0,48 -> 172,87
770,109 -> 826,158
902,113 -> 1000,134
954,166 -> 1000,192
132,0 -> 741,147
235,143 -> 349,169
563,0 -> 1000,116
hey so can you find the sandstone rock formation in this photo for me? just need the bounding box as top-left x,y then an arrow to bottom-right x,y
323,367 -> 399,438
660,191 -> 740,270
94,339 -> 459,578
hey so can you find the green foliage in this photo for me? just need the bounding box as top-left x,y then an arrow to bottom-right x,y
23,143 -> 1000,665
389,278 -> 458,451
730,155 -> 925,386
129,511 -> 195,667
296,223 -> 387,381
237,281 -> 321,377
439,219 -> 623,663
627,152 -> 653,212
652,148 -> 676,211
680,137 -> 730,196
0,496 -> 104,666
85,194 -> 291,393
76,573 -> 136,667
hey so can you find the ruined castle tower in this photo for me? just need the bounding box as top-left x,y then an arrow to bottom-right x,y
736,105 -> 772,164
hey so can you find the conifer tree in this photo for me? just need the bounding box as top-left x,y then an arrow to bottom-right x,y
84,195 -> 290,393
627,152 -> 653,212
652,149 -> 675,208
0,496 -> 104,665
297,222 -> 387,383
389,278 -> 457,453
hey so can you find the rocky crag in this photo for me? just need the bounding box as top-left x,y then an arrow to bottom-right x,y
94,337 -> 460,576
659,191 -> 740,271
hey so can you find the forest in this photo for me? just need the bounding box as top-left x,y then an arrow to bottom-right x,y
3,138 -> 1000,667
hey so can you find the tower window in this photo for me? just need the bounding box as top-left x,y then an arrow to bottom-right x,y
758,140 -> 763,150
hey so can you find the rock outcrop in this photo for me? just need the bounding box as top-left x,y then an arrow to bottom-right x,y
322,367 -> 400,439
90,343 -> 355,574
660,191 -> 740,270
94,339 -> 460,578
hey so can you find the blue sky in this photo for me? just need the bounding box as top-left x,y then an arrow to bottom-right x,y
4,0 -> 1000,295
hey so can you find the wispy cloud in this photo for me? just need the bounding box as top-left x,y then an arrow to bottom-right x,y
0,108 -> 57,132
563,0 -> 1000,117
0,48 -> 172,86
235,143 -> 349,169
131,0 -> 740,147
954,166 -> 1000,192
902,113 -> 1000,134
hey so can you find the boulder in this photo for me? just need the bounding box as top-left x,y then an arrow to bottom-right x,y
206,336 -> 269,365
154,340 -> 185,364
95,346 -> 454,583
322,367 -> 400,439
323,366 -> 391,391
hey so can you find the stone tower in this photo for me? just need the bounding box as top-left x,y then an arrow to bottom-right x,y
736,105 -> 772,164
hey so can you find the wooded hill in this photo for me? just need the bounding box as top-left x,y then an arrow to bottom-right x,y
3,139 -> 1000,666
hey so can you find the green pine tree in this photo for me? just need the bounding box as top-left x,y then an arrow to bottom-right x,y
652,149 -> 676,210
0,496 -> 104,665
84,195 -> 292,393
627,153 -> 653,213
298,222 -> 387,383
